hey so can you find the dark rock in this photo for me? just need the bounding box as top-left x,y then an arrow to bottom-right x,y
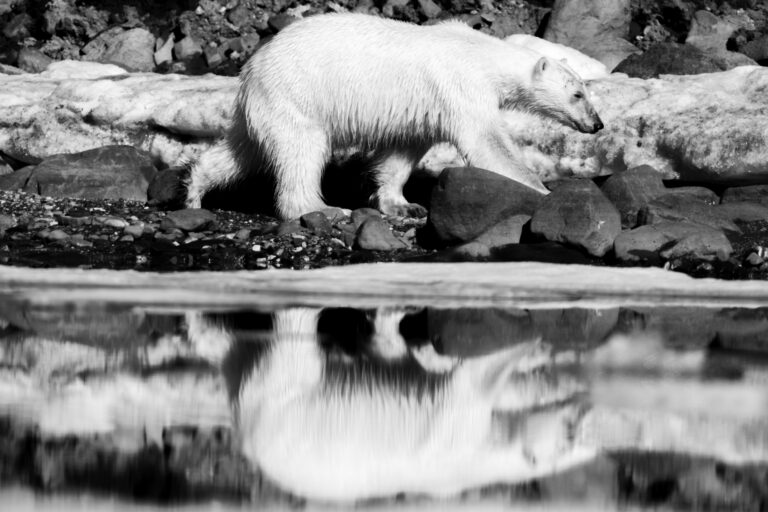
276,219 -> 302,236
147,167 -> 187,208
17,47 -> 53,73
161,209 -> 217,232
268,14 -> 299,33
455,214 -> 530,258
351,208 -> 382,230
714,308 -> 768,352
662,186 -> 719,206
320,207 -> 348,223
300,211 -> 332,234
355,217 -> 407,251
531,308 -> 620,349
530,179 -> 621,257
600,165 -> 666,228
613,42 -> 724,78
428,308 -> 539,358
715,202 -> 768,223
722,185 -> 768,206
0,166 -> 35,192
614,221 -> 732,263
428,167 -> 544,245
740,35 -> 768,63
616,307 -> 718,349
12,146 -> 157,202
640,194 -> 739,233
204,46 -> 223,68
3,13 -> 33,41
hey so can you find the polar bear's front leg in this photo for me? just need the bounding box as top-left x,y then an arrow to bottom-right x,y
371,147 -> 430,218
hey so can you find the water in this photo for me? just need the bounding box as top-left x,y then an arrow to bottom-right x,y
2,296 -> 768,511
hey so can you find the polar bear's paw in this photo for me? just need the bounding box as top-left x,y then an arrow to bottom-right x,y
379,200 -> 428,218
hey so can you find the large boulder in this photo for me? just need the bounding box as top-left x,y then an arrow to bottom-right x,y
614,221 -> 733,263
530,178 -> 621,257
0,145 -> 157,201
427,167 -> 544,244
543,0 -> 640,69
600,165 -> 666,228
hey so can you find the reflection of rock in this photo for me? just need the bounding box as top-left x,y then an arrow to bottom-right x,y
714,308 -> 768,352
614,307 -> 718,349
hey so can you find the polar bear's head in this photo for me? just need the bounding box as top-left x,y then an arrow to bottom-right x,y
531,57 -> 604,135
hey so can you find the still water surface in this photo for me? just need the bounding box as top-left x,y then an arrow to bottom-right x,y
1,300 -> 768,510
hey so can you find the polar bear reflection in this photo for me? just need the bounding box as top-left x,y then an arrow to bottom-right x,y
231,307 -> 595,502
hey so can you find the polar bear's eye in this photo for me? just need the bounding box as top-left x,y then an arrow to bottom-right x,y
573,92 -> 583,100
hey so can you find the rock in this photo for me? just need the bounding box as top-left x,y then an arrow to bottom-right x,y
428,167 -> 544,244
147,167 -> 187,208
3,146 -> 157,202
300,211 -> 332,234
0,166 -> 33,191
504,34 -> 610,80
662,186 -> 719,206
416,0 -> 441,19
174,36 -> 204,61
82,27 -> 156,72
427,308 -> 539,358
97,216 -> 128,229
614,221 -> 732,263
3,13 -> 32,41
0,63 -> 25,75
350,208 -> 382,230
456,214 -> 531,258
600,165 -> 666,228
276,220 -> 302,236
740,35 -> 768,63
613,43 -> 725,78
639,194 -> 739,233
320,207 -> 348,223
46,229 -> 70,241
268,14 -> 299,33
543,0 -> 640,70
685,10 -> 737,54
0,213 -> 16,236
530,179 -> 621,257
204,46 -> 224,68
123,224 -> 145,238
154,34 -> 174,67
17,47 -> 53,73
722,185 -> 768,206
161,209 -> 217,232
616,307 -> 718,348
714,308 -> 768,352
531,308 -> 619,348
355,217 -> 407,251
715,202 -> 768,223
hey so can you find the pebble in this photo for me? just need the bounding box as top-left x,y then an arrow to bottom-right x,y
747,252 -> 764,266
47,229 -> 70,241
123,224 -> 145,238
355,217 -> 408,251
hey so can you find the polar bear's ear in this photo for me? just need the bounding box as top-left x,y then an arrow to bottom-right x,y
534,57 -> 548,77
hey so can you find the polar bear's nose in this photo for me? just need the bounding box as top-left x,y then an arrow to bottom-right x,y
591,119 -> 604,133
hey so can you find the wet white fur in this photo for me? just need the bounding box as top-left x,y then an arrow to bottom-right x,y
185,13 -> 602,219
237,308 -> 594,502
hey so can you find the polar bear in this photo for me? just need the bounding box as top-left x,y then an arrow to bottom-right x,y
504,34 -> 610,81
185,13 -> 604,219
